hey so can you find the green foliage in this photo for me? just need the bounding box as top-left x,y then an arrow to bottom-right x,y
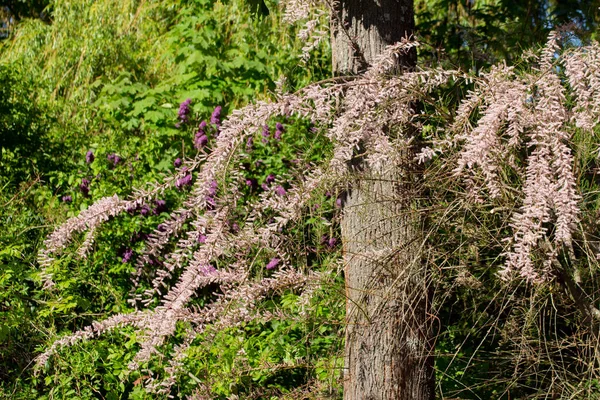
0,64 -> 56,186
3,0 -> 600,398
0,0 -> 336,397
416,0 -> 600,70
181,279 -> 344,399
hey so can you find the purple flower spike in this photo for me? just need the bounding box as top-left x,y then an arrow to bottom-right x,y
198,120 -> 207,131
210,106 -> 222,125
246,178 -> 259,189
107,153 -> 121,166
176,173 -> 193,189
198,233 -> 207,244
335,197 -> 343,208
266,174 -> 275,185
266,257 -> 280,270
140,204 -> 151,217
195,134 -> 208,149
205,196 -> 216,210
79,179 -> 90,196
328,237 -> 338,248
321,235 -> 329,245
122,248 -> 133,263
154,199 -> 167,214
174,158 -> 182,168
127,204 -> 138,215
275,185 -> 287,196
274,123 -> 284,140
262,125 -> 270,138
208,180 -> 218,196
62,195 -> 72,203
178,98 -> 192,125
85,151 -> 94,164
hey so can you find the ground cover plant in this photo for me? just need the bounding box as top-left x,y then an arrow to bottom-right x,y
3,0 -> 600,399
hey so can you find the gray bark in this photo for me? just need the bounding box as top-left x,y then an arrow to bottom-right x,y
333,1 -> 435,399
331,0 -> 416,74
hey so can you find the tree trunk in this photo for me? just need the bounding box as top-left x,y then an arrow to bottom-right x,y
332,1 -> 435,399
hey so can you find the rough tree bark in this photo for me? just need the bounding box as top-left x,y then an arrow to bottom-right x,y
332,1 -> 435,399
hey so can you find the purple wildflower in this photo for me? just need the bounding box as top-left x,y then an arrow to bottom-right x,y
321,235 -> 329,245
85,151 -> 94,164
140,204 -> 151,217
210,106 -> 222,125
62,195 -> 72,203
198,233 -> 207,244
208,180 -> 218,197
274,122 -> 284,140
79,178 -> 90,196
320,235 -> 337,249
205,196 -> 216,210
195,134 -> 208,149
154,199 -> 167,214
122,248 -> 133,263
275,185 -> 287,196
174,158 -> 182,168
266,174 -> 275,185
246,178 -> 257,189
194,121 -> 208,149
127,204 -> 138,215
335,197 -> 343,208
177,98 -> 192,126
107,153 -> 121,166
176,173 -> 193,189
266,257 -> 280,270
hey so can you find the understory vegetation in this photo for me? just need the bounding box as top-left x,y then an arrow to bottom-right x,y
2,0 -> 600,399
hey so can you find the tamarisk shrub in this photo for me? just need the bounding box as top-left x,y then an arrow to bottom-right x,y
36,31 -> 600,396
